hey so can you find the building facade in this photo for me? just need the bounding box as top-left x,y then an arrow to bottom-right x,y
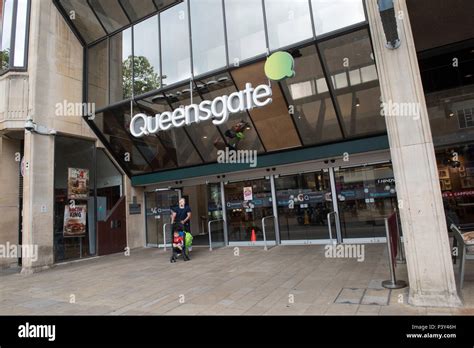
0,0 -> 473,307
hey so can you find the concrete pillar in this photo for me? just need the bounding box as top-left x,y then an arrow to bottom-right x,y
366,0 -> 461,306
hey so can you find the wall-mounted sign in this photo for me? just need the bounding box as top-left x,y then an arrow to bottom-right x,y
130,83 -> 272,138
63,205 -> 87,237
68,168 -> 89,200
129,203 -> 141,215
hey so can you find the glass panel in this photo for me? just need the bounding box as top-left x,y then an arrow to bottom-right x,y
207,183 -> 225,248
145,190 -> 180,246
110,28 -> 132,103
225,0 -> 266,63
154,0 -> 178,10
88,40 -> 108,109
136,94 -> 203,168
231,61 -> 302,151
89,0 -> 130,33
280,46 -> 342,145
0,0 -> 14,72
436,145 -> 474,225
319,29 -> 385,137
276,171 -> 333,240
58,0 -> 106,43
426,85 -> 474,147
13,0 -> 28,67
190,0 -> 226,76
93,106 -> 152,175
335,163 -> 397,239
119,0 -> 156,21
165,84 -> 225,162
265,0 -> 313,50
133,15 -> 161,96
312,0 -> 366,36
196,73 -> 265,153
224,178 -> 275,242
96,149 -> 123,217
54,137 -> 96,262
160,2 -> 191,86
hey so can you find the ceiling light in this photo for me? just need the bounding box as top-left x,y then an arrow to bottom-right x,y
448,111 -> 455,117
355,97 -> 360,107
206,80 -> 218,86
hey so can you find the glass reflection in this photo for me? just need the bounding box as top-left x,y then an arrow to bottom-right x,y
319,29 -> 385,137
137,95 -> 203,168
280,46 -> 342,145
196,73 -> 265,153
161,2 -> 191,86
0,0 -> 14,72
231,61 -> 301,151
110,28 -> 132,103
59,0 -> 105,43
190,0 -> 226,76
120,0 -> 156,21
89,0 -> 130,33
133,16 -> 161,96
225,0 -> 267,63
312,0 -> 366,36
13,0 -> 28,67
264,0 -> 313,50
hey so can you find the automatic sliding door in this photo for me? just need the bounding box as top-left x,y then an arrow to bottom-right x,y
275,171 -> 334,242
224,178 -> 275,244
145,190 -> 181,247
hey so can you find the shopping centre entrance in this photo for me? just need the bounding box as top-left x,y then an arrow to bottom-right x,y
143,151 -> 397,249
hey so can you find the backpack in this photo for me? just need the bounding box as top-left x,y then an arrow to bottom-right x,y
185,232 -> 193,248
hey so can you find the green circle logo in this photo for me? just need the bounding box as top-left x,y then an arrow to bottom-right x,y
264,51 -> 295,81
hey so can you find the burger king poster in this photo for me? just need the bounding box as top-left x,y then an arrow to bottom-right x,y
63,205 -> 87,237
68,168 -> 89,200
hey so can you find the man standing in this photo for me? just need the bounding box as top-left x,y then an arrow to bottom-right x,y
171,198 -> 192,233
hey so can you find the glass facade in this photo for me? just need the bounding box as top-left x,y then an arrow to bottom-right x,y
71,0 -> 381,176
1,0 -> 30,74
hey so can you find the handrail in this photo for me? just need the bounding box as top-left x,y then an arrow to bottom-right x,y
162,222 -> 172,251
261,216 -> 275,251
327,211 -> 337,245
208,219 -> 224,251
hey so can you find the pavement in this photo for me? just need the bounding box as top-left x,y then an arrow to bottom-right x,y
0,244 -> 473,315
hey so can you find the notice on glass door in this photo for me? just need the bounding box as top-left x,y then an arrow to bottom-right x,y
243,186 -> 253,201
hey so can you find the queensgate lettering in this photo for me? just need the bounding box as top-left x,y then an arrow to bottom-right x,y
130,83 -> 272,138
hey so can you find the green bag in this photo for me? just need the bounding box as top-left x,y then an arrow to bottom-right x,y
185,232 -> 193,248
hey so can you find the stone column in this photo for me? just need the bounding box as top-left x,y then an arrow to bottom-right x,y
366,0 -> 461,307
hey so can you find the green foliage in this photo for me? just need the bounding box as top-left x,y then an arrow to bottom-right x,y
0,49 -> 10,72
122,55 -> 163,99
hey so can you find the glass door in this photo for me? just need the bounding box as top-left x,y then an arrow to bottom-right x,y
334,163 -> 397,241
275,171 -> 335,243
224,178 -> 275,245
145,189 -> 181,247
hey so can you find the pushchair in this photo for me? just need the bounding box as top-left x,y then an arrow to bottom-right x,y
170,223 -> 193,262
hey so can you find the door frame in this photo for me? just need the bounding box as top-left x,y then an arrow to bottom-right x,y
144,188 -> 181,248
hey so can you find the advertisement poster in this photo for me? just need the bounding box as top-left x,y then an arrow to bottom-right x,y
63,205 -> 87,237
68,168 -> 89,199
243,186 -> 253,201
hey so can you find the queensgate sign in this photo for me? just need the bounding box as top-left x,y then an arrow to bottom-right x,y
130,51 -> 295,138
130,83 -> 272,138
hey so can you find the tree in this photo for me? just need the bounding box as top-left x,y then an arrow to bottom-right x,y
122,55 -> 164,99
1,49 -> 10,72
